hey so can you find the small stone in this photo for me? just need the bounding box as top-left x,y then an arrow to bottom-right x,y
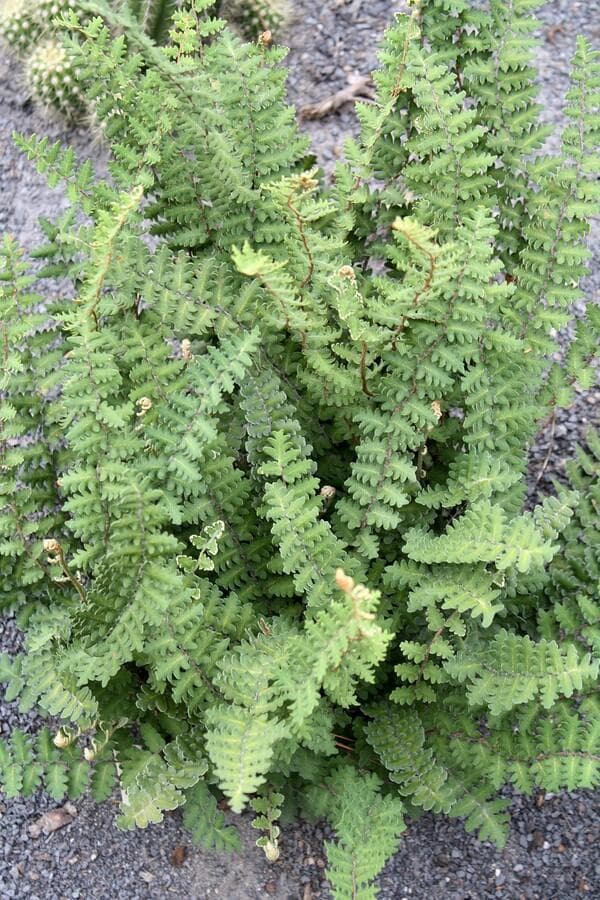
265,882 -> 278,895
140,871 -> 154,884
531,830 -> 545,848
170,846 -> 186,867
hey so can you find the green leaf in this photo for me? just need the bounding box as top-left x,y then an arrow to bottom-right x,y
183,781 -> 241,852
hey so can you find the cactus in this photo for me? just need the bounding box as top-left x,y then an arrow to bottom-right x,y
0,0 -> 44,53
125,0 -> 182,44
34,0 -> 79,23
0,0 -> 87,120
0,0 -> 80,54
224,0 -> 288,39
24,37 -> 83,118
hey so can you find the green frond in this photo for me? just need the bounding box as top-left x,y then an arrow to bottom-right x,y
205,706 -> 288,814
183,780 -> 242,851
118,733 -> 208,829
446,631 -> 599,716
325,766 -> 405,900
0,727 -> 105,801
366,706 -> 456,813
404,500 -> 559,574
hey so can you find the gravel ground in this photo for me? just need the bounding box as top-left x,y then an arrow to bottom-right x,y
1,2 -> 599,898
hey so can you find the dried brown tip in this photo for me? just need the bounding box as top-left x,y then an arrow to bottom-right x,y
335,568 -> 355,594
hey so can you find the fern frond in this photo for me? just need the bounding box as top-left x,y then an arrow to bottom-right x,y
446,631 -> 599,716
325,766 -> 405,900
183,779 -> 241,851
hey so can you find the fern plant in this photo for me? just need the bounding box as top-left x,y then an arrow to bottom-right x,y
0,2 -> 598,897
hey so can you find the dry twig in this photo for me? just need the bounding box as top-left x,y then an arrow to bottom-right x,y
300,73 -> 373,120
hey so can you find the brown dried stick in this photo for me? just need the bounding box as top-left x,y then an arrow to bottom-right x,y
300,73 -> 373,120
